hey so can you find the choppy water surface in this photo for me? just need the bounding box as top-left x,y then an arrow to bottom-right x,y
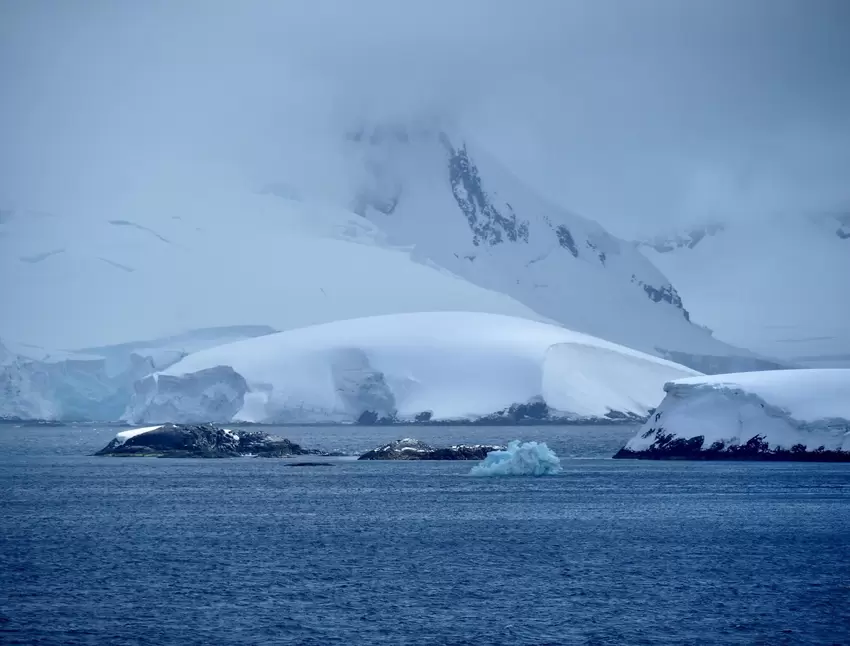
1,424 -> 849,645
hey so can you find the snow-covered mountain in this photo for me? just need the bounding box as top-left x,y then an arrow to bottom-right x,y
334,126 -> 777,373
0,194 -> 542,350
1,122 -> 778,407
124,312 -> 700,425
638,214 -> 850,368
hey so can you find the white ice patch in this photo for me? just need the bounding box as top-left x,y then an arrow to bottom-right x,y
113,425 -> 163,445
469,440 -> 562,476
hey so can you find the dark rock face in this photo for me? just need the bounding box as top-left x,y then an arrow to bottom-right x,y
555,225 -> 579,257
476,400 -> 551,425
585,240 -> 606,265
358,438 -> 503,461
631,275 -> 691,321
445,140 -> 529,247
555,224 -> 578,258
613,430 -> 850,462
95,424 -> 316,458
356,410 -> 398,425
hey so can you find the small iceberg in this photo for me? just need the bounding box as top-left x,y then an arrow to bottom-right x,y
469,440 -> 562,476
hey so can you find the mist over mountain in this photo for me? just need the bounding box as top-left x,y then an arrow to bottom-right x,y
2,0 -> 849,231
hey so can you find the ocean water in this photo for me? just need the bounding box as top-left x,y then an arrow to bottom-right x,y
1,424 -> 849,645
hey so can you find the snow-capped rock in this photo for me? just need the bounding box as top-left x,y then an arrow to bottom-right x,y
358,438 -> 503,461
615,369 -> 850,461
122,311 -> 700,425
95,423 -> 316,458
638,214 -> 850,368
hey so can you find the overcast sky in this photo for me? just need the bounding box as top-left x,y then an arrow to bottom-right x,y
1,0 -> 849,237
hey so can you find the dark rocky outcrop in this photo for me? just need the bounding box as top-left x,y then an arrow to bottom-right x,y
586,240 -> 606,265
555,225 -> 579,257
358,438 -> 504,461
476,400 -> 551,425
631,274 -> 691,321
613,432 -> 850,462
95,423 -> 321,458
445,139 -> 529,247
352,402 -> 645,426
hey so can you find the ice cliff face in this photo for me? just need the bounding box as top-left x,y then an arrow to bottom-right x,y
342,125 -> 771,373
0,327 -> 276,421
127,366 -> 250,425
122,311 -> 700,425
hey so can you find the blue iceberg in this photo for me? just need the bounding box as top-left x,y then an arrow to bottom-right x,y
469,440 -> 562,476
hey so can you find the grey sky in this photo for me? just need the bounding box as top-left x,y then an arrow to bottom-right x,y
1,0 -> 849,237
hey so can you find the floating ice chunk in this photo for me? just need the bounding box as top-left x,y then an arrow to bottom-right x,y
469,440 -> 561,476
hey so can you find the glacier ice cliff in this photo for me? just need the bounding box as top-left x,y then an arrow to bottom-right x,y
122,311 -> 700,425
0,326 -> 276,421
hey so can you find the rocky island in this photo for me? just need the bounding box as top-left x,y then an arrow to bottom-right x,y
357,438 -> 504,460
615,370 -> 850,461
95,423 -> 324,458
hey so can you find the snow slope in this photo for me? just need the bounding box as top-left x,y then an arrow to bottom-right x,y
0,192 -> 543,350
619,369 -> 850,459
123,311 -> 700,424
639,215 -> 850,368
338,126 -> 776,373
2,126 -> 776,375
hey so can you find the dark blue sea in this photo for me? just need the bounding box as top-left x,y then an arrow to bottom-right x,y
1,424 -> 849,645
